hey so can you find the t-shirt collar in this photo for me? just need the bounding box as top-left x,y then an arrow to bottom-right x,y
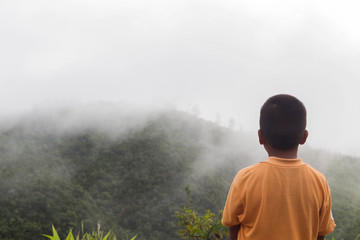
265,156 -> 305,166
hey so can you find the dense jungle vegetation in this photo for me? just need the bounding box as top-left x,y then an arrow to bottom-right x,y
0,105 -> 359,239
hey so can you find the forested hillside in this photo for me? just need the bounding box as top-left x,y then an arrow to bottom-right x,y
0,104 -> 359,239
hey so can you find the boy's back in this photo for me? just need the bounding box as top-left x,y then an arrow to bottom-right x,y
222,156 -> 335,240
222,94 -> 335,239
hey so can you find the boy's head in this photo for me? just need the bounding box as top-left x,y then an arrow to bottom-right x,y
259,94 -> 307,150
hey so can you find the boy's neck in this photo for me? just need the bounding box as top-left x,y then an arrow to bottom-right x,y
265,145 -> 299,159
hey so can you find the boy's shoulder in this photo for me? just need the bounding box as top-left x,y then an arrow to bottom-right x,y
233,159 -> 328,185
237,162 -> 263,175
305,163 -> 325,174
232,162 -> 265,184
303,162 -> 328,182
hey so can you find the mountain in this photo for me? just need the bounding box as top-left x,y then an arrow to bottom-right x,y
0,103 -> 358,239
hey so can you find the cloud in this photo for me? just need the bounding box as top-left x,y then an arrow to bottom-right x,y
1,0 -> 360,156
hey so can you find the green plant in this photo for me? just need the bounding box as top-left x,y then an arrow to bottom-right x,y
175,186 -> 228,240
176,206 -> 227,240
42,224 -> 137,240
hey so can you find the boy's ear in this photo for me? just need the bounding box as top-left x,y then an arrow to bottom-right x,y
258,129 -> 266,145
299,130 -> 308,145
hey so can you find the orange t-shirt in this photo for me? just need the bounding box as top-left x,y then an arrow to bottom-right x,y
222,157 -> 336,240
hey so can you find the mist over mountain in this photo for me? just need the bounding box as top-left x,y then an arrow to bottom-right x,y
0,102 -> 358,240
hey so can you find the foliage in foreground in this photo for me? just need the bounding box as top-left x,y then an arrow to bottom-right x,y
176,207 -> 227,240
43,224 -> 137,240
175,186 -> 228,240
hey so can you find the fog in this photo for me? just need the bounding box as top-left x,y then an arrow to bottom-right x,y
1,0 -> 360,156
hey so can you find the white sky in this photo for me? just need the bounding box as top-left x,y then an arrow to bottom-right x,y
1,0 -> 360,156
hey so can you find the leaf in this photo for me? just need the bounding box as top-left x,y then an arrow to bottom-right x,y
42,225 -> 60,240
52,225 -> 61,240
102,231 -> 111,240
186,224 -> 193,234
65,229 -> 75,240
42,234 -> 55,240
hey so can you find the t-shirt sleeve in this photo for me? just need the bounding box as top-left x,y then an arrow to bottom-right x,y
222,177 -> 244,227
318,178 -> 336,236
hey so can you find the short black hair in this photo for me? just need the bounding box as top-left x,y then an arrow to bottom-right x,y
260,94 -> 307,150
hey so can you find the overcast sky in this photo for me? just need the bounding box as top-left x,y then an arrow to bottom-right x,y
1,0 -> 360,157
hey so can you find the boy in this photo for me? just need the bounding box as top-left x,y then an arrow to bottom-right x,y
222,94 -> 336,240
